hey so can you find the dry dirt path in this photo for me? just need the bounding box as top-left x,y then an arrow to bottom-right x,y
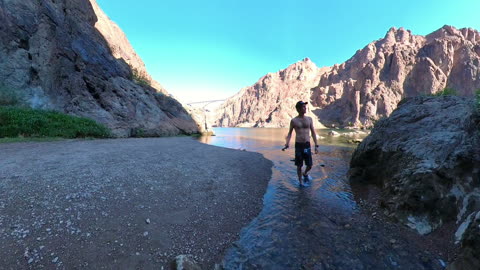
0,137 -> 272,269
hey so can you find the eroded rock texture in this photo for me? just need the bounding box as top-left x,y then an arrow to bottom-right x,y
216,58 -> 329,128
0,0 -> 199,136
349,96 -> 480,270
216,26 -> 480,128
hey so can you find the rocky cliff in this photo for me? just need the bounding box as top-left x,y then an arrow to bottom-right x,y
349,95 -> 480,269
0,0 -> 199,137
216,26 -> 480,128
216,58 -> 329,127
89,0 -> 166,94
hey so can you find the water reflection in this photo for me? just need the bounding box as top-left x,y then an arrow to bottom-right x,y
196,128 -> 444,269
197,128 -> 363,268
198,127 -> 366,149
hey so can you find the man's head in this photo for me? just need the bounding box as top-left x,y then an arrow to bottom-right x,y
295,101 -> 308,113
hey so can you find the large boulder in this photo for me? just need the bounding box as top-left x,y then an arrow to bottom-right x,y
0,0 -> 199,137
349,95 -> 480,269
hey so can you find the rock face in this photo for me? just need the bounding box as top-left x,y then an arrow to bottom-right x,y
186,106 -> 215,135
349,96 -> 480,269
89,0 -> 166,94
216,26 -> 480,128
0,0 -> 199,137
216,58 -> 329,128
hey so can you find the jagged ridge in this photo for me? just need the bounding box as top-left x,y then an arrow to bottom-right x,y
216,25 -> 480,128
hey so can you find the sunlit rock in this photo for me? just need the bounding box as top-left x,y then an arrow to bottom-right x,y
216,26 -> 480,129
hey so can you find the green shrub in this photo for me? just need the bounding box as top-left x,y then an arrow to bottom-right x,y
0,107 -> 111,138
132,68 -> 150,87
0,85 -> 23,106
131,127 -> 145,137
432,87 -> 457,96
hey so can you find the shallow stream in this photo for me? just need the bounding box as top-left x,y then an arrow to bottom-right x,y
198,128 -> 447,270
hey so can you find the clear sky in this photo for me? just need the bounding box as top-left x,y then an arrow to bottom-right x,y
96,0 -> 479,103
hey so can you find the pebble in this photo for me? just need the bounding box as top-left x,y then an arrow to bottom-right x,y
145,218 -> 150,224
52,257 -> 59,263
143,231 -> 149,236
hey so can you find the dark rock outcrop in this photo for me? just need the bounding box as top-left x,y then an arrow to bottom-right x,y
89,0 -> 167,94
216,26 -> 480,128
0,0 -> 199,137
349,95 -> 480,269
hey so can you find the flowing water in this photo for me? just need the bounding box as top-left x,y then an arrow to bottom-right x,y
197,128 -> 447,270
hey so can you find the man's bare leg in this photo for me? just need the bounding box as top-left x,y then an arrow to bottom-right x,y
303,165 -> 312,179
297,165 -> 303,185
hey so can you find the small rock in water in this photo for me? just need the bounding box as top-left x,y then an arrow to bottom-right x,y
143,231 -> 149,236
145,218 -> 150,224
52,257 -> 59,263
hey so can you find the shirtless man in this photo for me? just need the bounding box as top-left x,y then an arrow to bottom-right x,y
284,101 -> 319,186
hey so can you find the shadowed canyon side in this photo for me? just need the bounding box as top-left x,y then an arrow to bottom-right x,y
349,96 -> 480,270
89,0 -> 166,94
0,0 -> 199,137
215,26 -> 480,128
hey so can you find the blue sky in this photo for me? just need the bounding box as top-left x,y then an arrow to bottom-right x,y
96,0 -> 480,103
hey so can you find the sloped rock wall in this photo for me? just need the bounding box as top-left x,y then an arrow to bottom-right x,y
349,95 -> 480,269
0,0 -> 199,137
216,26 -> 480,129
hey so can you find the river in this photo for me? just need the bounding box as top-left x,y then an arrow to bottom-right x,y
197,128 -> 448,270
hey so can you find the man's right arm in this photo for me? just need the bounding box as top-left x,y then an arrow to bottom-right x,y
285,119 -> 294,148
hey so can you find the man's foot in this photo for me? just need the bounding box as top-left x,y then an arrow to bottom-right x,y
303,174 -> 311,182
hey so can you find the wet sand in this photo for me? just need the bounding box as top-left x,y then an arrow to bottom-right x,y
0,137 -> 273,269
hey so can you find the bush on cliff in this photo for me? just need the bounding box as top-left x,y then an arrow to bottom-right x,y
432,87 -> 457,96
132,67 -> 151,87
0,106 -> 111,139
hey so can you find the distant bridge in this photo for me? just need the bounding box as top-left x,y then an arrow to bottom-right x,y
186,99 -> 225,108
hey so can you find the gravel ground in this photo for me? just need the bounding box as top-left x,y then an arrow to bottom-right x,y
0,137 -> 273,269
351,183 -> 459,266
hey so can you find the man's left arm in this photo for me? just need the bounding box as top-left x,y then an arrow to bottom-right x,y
310,117 -> 319,154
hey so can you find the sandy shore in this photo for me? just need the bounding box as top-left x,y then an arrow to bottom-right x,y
0,137 -> 273,269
